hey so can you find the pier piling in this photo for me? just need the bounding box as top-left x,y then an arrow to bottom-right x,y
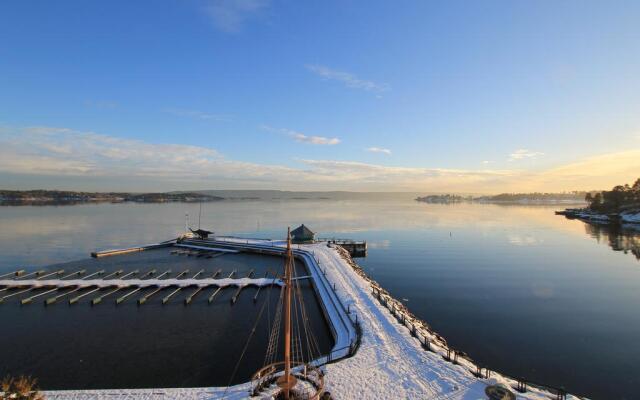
116,269 -> 168,305
68,270 -> 123,304
91,270 -> 140,305
45,270 -> 105,305
1,269 -> 63,295
253,272 -> 270,302
162,269 -> 202,304
1,270 -> 71,303
16,270 -> 47,280
20,270 -> 86,305
208,287 -> 223,303
138,270 -> 187,305
231,285 -> 245,304
0,270 -> 25,279
184,270 -> 218,305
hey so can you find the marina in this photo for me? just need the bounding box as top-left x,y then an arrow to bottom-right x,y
0,235 -> 337,391
1,202 -> 637,399
23,234 -> 583,400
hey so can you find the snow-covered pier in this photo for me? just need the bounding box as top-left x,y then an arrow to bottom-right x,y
0,271 -> 283,306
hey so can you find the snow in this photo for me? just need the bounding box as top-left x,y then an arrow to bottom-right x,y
574,211 -> 610,222
174,243 -> 240,253
0,277 -> 281,289
34,237 -> 582,399
621,211 -> 640,224
42,385 -> 252,400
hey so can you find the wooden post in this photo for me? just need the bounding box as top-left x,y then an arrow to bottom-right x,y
283,227 -> 293,399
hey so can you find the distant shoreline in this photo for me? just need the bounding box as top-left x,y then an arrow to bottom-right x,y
416,192 -> 587,205
0,190 -> 223,205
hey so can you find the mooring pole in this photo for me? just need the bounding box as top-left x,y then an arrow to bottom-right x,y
283,227 -> 292,400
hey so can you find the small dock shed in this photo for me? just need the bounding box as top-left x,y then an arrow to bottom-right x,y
291,224 -> 315,243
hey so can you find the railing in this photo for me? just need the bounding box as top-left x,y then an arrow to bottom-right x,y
370,285 -> 578,400
294,248 -> 360,342
182,238 -> 363,365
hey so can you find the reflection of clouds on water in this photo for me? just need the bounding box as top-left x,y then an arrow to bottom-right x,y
368,240 -> 391,249
4,200 -> 638,269
531,282 -> 555,299
508,234 -> 543,246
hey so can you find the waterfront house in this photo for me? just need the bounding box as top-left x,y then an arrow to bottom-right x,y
291,224 -> 315,243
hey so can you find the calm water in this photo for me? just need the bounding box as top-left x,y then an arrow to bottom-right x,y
1,201 -> 639,398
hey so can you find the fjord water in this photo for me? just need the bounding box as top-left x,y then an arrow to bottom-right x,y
1,201 -> 639,398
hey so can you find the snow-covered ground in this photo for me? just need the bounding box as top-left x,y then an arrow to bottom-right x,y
38,238 -> 582,399
621,210 -> 640,224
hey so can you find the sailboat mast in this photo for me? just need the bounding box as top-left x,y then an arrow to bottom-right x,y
284,227 -> 293,400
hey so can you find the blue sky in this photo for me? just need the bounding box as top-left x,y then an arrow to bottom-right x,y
1,0 -> 639,192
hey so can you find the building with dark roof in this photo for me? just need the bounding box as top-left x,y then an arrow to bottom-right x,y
291,224 -> 315,243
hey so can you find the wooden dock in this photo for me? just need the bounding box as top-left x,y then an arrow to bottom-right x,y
90,241 -> 175,258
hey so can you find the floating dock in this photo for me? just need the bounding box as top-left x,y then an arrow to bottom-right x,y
0,271 -> 282,306
91,240 -> 176,258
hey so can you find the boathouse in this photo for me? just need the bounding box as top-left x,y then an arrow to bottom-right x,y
291,224 -> 315,243
190,228 -> 213,239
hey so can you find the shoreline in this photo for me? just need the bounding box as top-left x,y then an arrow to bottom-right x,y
557,207 -> 640,230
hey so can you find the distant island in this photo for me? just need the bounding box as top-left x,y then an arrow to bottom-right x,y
416,192 -> 587,204
557,178 -> 640,225
0,190 -> 223,205
415,194 -> 473,204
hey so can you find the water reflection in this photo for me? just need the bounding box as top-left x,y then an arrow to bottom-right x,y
1,201 -> 640,399
583,222 -> 640,260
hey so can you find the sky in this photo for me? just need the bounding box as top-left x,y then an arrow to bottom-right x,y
1,0 -> 640,193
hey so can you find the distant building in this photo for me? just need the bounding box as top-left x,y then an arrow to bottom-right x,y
190,228 -> 213,239
291,224 -> 315,243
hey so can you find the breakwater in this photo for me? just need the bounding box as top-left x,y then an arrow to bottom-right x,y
331,245 -> 574,400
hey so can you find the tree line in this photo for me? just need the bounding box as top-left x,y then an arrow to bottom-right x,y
586,178 -> 640,213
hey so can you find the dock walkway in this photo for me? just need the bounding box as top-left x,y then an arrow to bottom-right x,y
0,277 -> 280,290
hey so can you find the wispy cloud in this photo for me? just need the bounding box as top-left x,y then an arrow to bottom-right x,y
262,125 -> 340,145
84,100 -> 119,110
306,64 -> 389,93
2,125 -> 639,192
293,133 -> 340,145
508,149 -> 544,161
296,159 -> 515,190
164,108 -> 230,121
204,0 -> 270,33
366,147 -> 391,155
